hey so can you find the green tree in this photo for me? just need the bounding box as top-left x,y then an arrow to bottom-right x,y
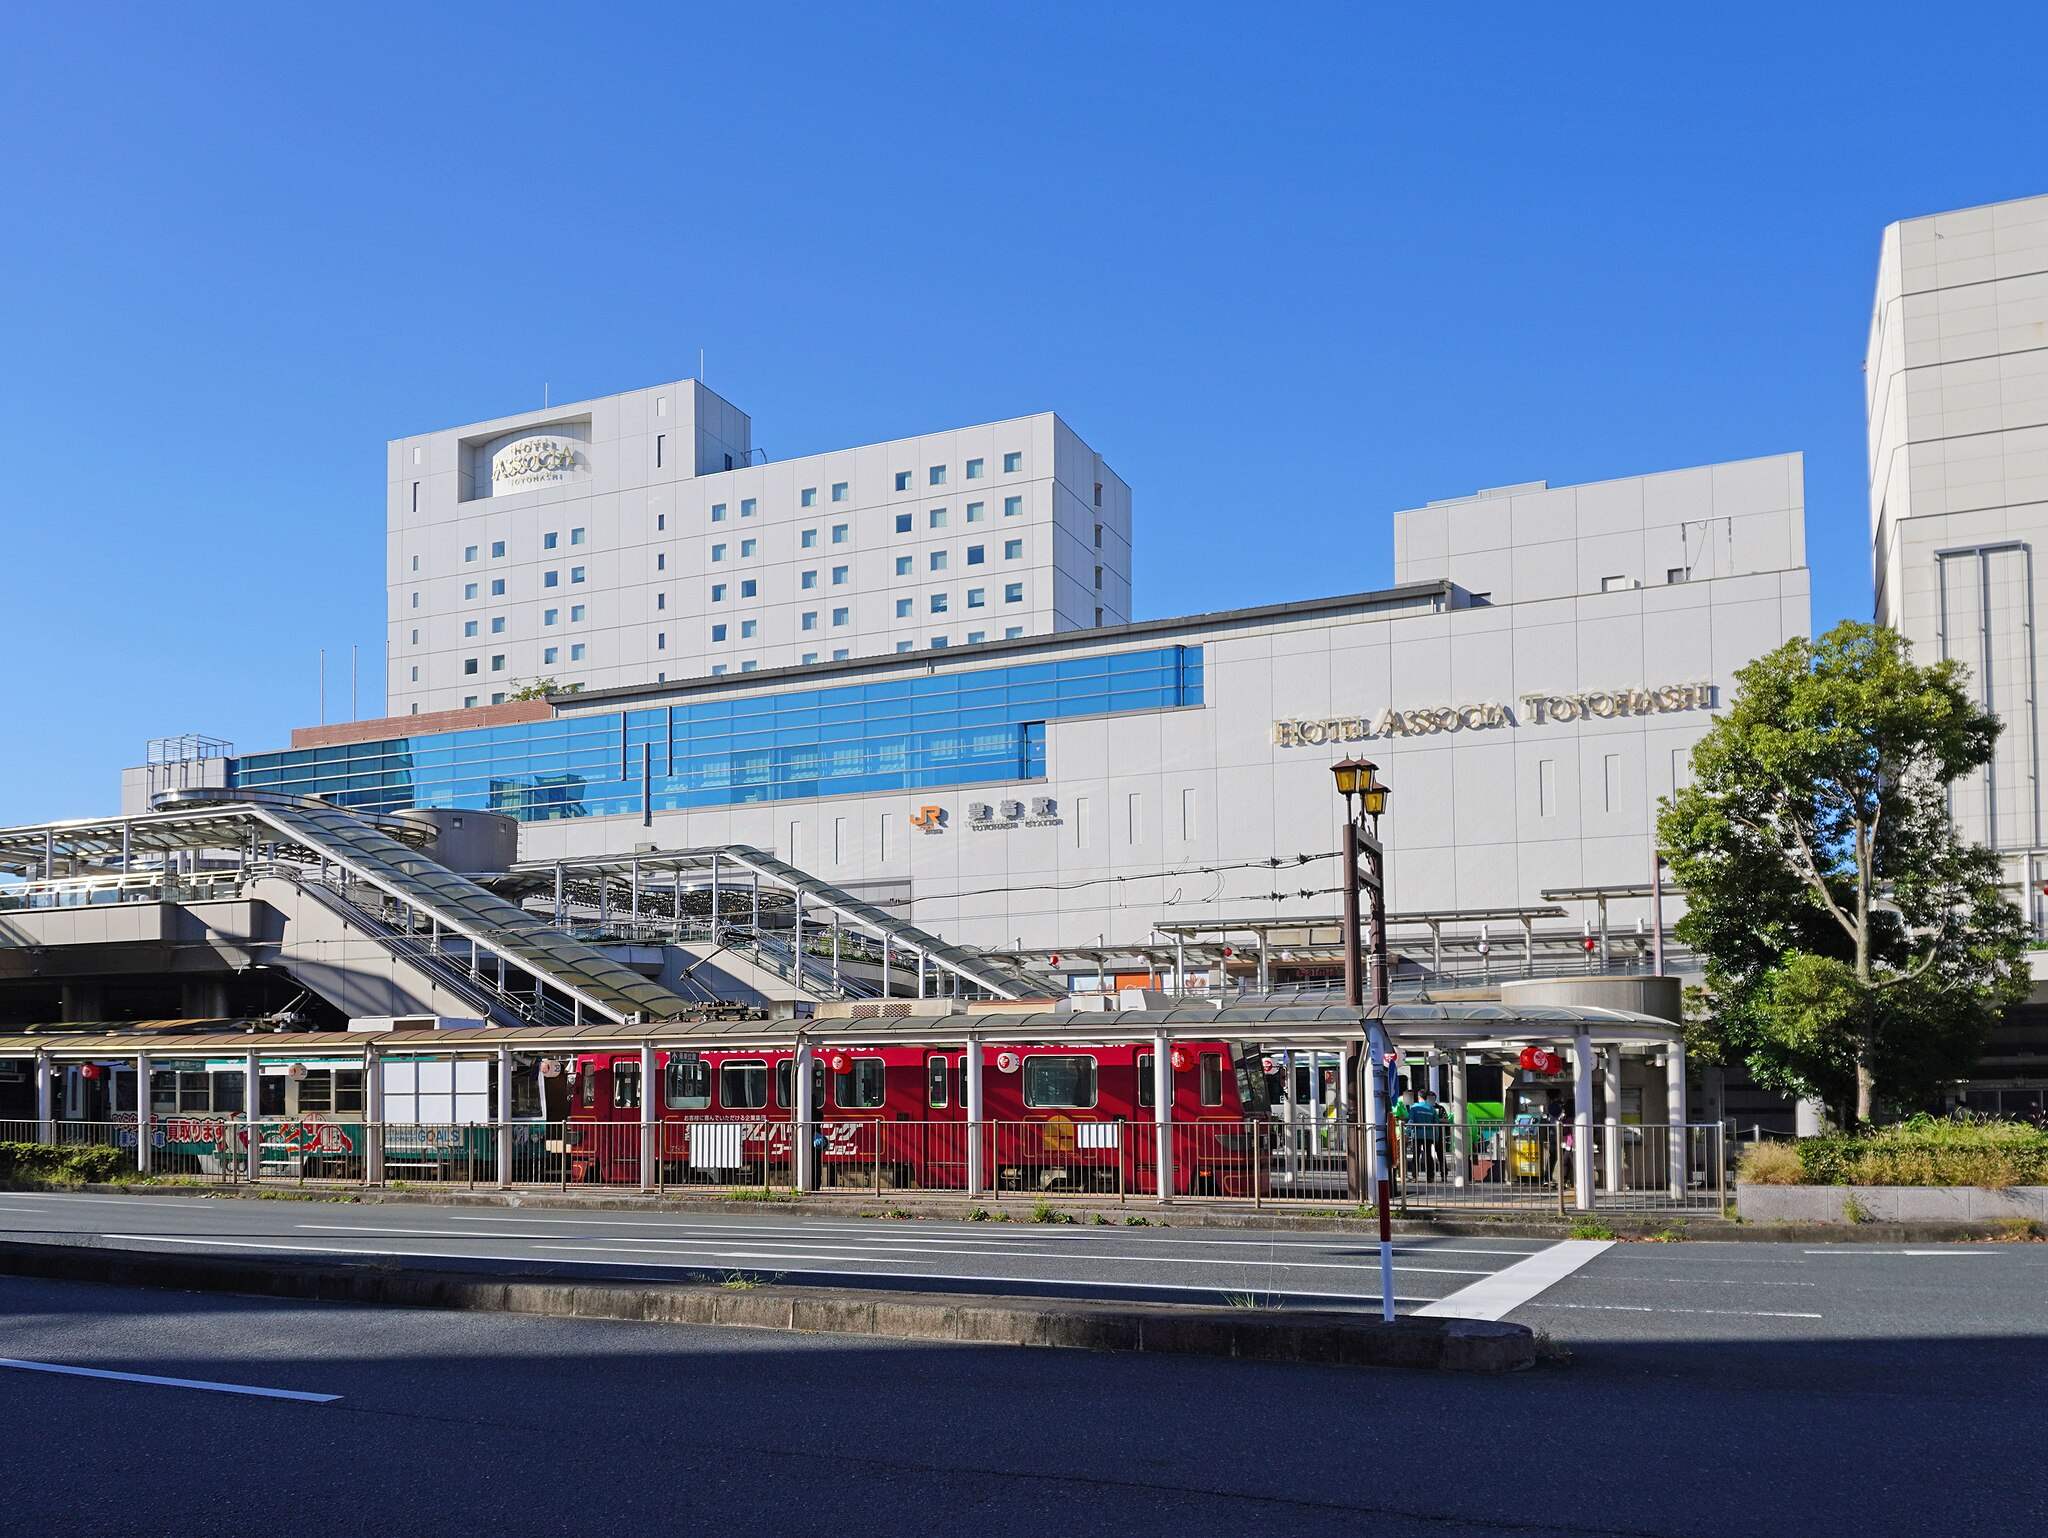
1659,621 -> 2028,1129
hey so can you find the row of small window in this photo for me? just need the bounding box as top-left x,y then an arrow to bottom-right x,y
459,528 -> 584,562
414,604 -> 589,646
702,628 -> 1027,676
896,498 -> 1022,532
459,648 -> 584,676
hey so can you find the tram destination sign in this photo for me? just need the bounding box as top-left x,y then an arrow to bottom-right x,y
1271,681 -> 1715,747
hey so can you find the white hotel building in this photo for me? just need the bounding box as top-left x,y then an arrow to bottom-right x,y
386,381 -> 1132,714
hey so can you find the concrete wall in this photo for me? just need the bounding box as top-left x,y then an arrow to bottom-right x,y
1737,1183 -> 2048,1223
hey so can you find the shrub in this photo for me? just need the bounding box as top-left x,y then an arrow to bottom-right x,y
1736,1141 -> 1805,1185
0,1141 -> 138,1184
1797,1115 -> 2048,1189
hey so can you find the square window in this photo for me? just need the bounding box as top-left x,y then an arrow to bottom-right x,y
831,482 -> 848,502
801,528 -> 819,549
569,567 -> 584,583
832,524 -> 848,544
832,648 -> 848,661
967,588 -> 985,608
1004,625 -> 1023,639
929,465 -> 946,485
570,643 -> 585,661
491,691 -> 506,705
967,545 -> 984,565
929,508 -> 947,529
740,538 -> 757,558
570,604 -> 585,621
463,658 -> 478,676
490,616 -> 505,633
1003,452 -> 1022,473
1005,582 -> 1023,603
894,471 -> 912,491
740,579 -> 757,598
831,566 -> 848,585
801,487 -> 818,507
966,501 -> 984,522
570,527 -> 585,545
740,498 -> 756,518
930,551 -> 947,571
740,619 -> 757,639
463,620 -> 478,638
490,578 -> 505,596
894,555 -> 912,576
463,695 -> 477,708
544,532 -> 558,549
711,503 -> 727,522
712,583 -> 727,602
967,630 -> 985,644
544,647 -> 558,664
543,571 -> 558,588
543,609 -> 558,626
1004,539 -> 1023,559
966,458 -> 984,479
490,540 -> 505,558
801,570 -> 818,590
930,593 -> 949,614
711,623 -> 728,642
803,651 -> 819,664
711,664 -> 727,676
740,660 -> 757,673
894,513 -> 913,534
929,636 -> 948,649
894,598 -> 912,618
895,641 -> 913,654
832,607 -> 849,626
464,582 -> 479,600
802,612 -> 819,631
712,543 -> 726,562
490,654 -> 505,671
1004,495 -> 1022,517
464,545 -> 478,563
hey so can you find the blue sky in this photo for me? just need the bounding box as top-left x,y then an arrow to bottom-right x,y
3,2 -> 2045,823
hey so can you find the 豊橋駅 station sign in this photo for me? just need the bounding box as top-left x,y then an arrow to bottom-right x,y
1271,682 -> 1716,747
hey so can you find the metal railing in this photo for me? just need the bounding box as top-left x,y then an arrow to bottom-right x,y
2,1117 -> 1725,1210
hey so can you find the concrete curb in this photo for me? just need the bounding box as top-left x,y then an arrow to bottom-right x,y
11,1178 -> 2034,1243
0,1238 -> 1533,1373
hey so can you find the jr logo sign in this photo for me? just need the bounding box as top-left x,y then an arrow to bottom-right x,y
908,805 -> 948,833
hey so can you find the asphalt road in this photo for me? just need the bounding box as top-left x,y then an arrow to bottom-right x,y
2,1230 -> 2044,1538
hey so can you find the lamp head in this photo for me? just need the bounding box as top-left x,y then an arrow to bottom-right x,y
1330,757 -> 1376,798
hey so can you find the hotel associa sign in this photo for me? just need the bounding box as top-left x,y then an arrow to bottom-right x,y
1271,680 -> 1717,747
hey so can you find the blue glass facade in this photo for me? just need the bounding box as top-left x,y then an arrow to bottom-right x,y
231,645 -> 1203,822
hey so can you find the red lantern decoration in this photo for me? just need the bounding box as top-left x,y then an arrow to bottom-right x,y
1581,936 -> 1598,953
1517,1046 -> 1564,1075
79,1064 -> 101,1081
1169,1046 -> 1192,1072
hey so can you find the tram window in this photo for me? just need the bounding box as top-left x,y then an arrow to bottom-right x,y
1137,1052 -> 1154,1109
178,1072 -> 210,1112
211,1072 -> 245,1115
111,1073 -> 137,1117
336,1070 -> 365,1114
665,1057 -> 711,1110
150,1070 -> 178,1116
578,1064 -> 594,1107
1024,1055 -> 1097,1110
1200,1052 -> 1224,1107
259,1076 -> 288,1116
299,1071 -> 332,1113
776,1059 -> 825,1110
926,1055 -> 949,1108
613,1064 -> 641,1110
509,1066 -> 541,1119
721,1060 -> 769,1110
834,1058 -> 886,1110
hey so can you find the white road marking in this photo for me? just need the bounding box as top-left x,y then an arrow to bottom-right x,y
1526,1302 -> 1823,1319
1800,1249 -> 2000,1257
0,1357 -> 340,1402
292,1224 -> 1492,1275
1413,1239 -> 1613,1321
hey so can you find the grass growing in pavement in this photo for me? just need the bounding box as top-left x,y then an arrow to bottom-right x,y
1030,1199 -> 1077,1224
1531,1329 -> 1574,1367
1567,1222 -> 1620,1240
1987,1216 -> 2046,1241
726,1188 -> 800,1203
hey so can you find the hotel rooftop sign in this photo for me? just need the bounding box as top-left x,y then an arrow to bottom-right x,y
1271,682 -> 1716,746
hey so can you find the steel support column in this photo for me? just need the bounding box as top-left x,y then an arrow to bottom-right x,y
135,1052 -> 153,1176
244,1050 -> 261,1182
794,1038 -> 817,1193
639,1043 -> 656,1192
1152,1032 -> 1173,1204
964,1035 -> 984,1196
1666,1043 -> 1688,1199
1572,1030 -> 1595,1210
1604,1045 -> 1623,1194
495,1046 -> 514,1188
34,1052 -> 54,1145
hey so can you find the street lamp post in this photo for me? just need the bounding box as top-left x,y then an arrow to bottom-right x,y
1332,758 -> 1396,1323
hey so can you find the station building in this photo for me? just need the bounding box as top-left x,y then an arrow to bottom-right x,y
132,448 -> 1810,964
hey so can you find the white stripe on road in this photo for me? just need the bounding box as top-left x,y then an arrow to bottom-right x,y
1526,1302 -> 1823,1319
1412,1239 -> 1613,1320
1800,1250 -> 1999,1257
0,1357 -> 339,1402
291,1224 -> 1491,1275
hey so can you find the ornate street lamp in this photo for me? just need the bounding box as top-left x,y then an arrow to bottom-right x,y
1333,755 -> 1397,1321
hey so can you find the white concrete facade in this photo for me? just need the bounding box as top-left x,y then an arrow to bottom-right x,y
500,453 -> 1809,950
1870,192 -> 2048,862
386,380 -> 1132,715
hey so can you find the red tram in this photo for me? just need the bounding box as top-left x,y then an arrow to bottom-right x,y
564,1042 -> 1273,1197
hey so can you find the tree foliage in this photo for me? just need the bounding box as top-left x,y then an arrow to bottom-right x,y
1658,621 -> 2028,1128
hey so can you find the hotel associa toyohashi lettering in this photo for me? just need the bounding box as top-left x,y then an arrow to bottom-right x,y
1271,681 -> 1716,747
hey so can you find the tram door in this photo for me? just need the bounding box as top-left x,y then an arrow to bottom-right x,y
922,1053 -> 968,1190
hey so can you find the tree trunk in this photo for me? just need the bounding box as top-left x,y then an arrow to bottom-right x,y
1854,1057 -> 1875,1130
